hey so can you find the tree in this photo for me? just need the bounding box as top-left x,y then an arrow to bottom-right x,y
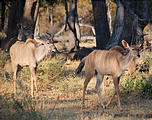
18,0 -> 39,41
119,0 -> 150,45
92,0 -> 150,50
0,0 -> 6,31
2,0 -> 24,50
92,0 -> 110,49
2,0 -> 40,51
65,0 -> 80,52
106,0 -> 124,49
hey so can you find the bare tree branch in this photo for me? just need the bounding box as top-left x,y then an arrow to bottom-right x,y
81,36 -> 96,41
54,25 -> 65,36
79,23 -> 95,35
106,0 -> 124,49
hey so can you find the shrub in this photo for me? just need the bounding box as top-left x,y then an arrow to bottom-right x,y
123,50 -> 152,98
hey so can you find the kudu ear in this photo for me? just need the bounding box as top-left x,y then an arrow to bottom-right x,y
137,41 -> 144,50
122,40 -> 129,49
137,41 -> 144,47
34,37 -> 43,44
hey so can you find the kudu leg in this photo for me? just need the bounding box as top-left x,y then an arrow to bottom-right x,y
101,76 -> 105,95
33,68 -> 38,92
106,77 -> 122,110
106,92 -> 116,108
96,74 -> 105,108
82,74 -> 92,105
12,63 -> 18,95
30,67 -> 37,97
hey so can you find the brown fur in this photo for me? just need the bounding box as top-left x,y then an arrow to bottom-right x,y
25,38 -> 36,45
81,40 -> 141,111
101,44 -> 142,95
109,45 -> 139,75
10,38 -> 52,97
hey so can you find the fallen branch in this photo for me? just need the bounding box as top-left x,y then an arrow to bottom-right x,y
79,23 -> 95,35
80,36 -> 96,41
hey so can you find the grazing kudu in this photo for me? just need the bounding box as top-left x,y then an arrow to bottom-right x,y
76,40 -> 141,111
10,37 -> 55,97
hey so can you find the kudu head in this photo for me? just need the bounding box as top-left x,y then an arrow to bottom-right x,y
122,40 -> 141,59
18,24 -> 33,41
34,37 -> 56,53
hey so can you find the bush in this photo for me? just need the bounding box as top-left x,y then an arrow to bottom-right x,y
123,51 -> 152,98
37,57 -> 66,91
123,75 -> 134,93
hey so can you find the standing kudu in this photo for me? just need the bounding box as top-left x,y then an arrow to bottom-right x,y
100,42 -> 143,92
101,42 -> 144,95
10,37 -> 55,97
76,40 -> 141,111
109,41 -> 144,75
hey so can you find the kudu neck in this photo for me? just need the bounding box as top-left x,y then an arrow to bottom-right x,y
34,46 -> 49,63
120,50 -> 134,70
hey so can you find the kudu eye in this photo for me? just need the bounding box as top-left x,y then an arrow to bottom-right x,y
132,48 -> 135,50
41,43 -> 44,45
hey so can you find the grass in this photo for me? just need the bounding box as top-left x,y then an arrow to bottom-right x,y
0,48 -> 152,120
0,50 -> 84,120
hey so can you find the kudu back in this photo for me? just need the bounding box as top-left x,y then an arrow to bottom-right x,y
76,40 -> 141,111
10,37 -> 55,97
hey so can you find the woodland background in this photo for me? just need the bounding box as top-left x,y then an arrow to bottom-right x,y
0,0 -> 152,120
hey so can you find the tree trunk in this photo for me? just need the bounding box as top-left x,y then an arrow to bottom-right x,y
119,0 -> 150,45
2,0 -> 24,50
19,0 -> 38,41
65,0 -> 80,52
23,0 -> 34,24
106,0 -> 124,49
92,0 -> 110,49
104,0 -> 149,49
0,0 -> 5,31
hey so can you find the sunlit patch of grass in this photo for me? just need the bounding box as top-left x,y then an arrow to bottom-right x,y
0,93 -> 46,120
0,49 -> 9,76
0,49 -> 8,67
36,57 -> 67,91
37,57 -> 83,96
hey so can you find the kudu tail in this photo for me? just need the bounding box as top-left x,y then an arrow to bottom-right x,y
75,57 -> 86,74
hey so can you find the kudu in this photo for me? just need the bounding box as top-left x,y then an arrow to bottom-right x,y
10,37 -> 55,97
101,43 -> 143,92
75,40 -> 141,111
109,43 -> 143,75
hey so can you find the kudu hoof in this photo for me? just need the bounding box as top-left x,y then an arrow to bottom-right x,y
82,103 -> 87,109
119,107 -> 123,112
103,105 -> 106,109
102,104 -> 106,109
